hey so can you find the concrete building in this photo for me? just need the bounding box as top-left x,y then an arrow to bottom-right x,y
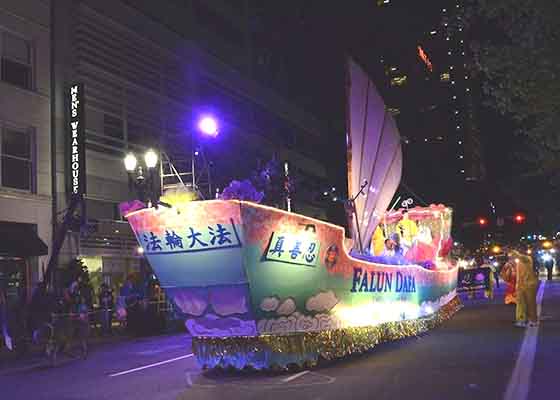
0,0 -> 51,299
51,0 -> 329,291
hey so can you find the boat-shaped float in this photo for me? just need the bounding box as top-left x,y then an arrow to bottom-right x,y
122,60 -> 460,369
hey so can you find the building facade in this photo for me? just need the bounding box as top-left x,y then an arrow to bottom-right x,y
372,0 -> 485,209
0,0 -> 51,300
50,0 -> 330,292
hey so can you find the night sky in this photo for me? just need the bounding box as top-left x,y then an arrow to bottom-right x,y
126,1 -> 556,240
250,1 -> 557,239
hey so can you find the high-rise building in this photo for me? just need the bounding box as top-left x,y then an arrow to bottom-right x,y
434,3 -> 485,183
48,0 -> 333,287
371,0 -> 485,210
0,0 -> 335,293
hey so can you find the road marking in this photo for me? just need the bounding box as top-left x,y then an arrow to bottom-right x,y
282,370 -> 310,383
503,280 -> 546,400
0,362 -> 46,376
109,353 -> 194,377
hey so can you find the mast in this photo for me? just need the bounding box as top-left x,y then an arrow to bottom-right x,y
345,58 -> 403,253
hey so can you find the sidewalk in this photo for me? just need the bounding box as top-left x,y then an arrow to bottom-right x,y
0,332 -> 129,370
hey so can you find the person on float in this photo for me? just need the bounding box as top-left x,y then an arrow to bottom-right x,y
396,209 -> 418,253
370,225 -> 386,256
404,224 -> 437,267
388,232 -> 404,256
381,238 -> 396,257
378,233 -> 409,265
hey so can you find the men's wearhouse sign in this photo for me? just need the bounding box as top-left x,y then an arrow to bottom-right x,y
68,83 -> 86,197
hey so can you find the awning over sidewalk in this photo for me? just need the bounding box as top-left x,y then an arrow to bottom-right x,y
0,223 -> 48,257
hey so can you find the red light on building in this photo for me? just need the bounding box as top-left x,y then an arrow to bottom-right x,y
417,45 -> 433,72
514,213 -> 526,223
478,217 -> 488,226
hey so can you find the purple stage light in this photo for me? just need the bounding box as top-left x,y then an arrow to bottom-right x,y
198,116 -> 219,137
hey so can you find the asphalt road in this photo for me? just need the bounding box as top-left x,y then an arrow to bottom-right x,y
1,282 -> 558,400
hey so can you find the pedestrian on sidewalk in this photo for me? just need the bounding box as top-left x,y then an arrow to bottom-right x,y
98,283 -> 114,336
491,261 -> 500,288
511,250 -> 539,328
544,257 -> 554,281
0,286 -> 13,351
477,257 -> 495,299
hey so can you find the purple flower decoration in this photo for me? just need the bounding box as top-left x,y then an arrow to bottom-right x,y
219,179 -> 264,203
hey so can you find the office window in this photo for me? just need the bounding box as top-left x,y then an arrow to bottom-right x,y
1,32 -> 32,90
127,121 -> 148,146
0,126 -> 34,191
85,198 -> 120,221
390,75 -> 407,86
103,114 -> 124,141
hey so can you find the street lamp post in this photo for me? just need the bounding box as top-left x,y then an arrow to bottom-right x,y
124,149 -> 159,207
190,115 -> 219,198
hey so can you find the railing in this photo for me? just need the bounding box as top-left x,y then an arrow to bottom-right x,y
80,219 -> 139,254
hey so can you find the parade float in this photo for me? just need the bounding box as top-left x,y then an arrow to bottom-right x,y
122,60 -> 460,369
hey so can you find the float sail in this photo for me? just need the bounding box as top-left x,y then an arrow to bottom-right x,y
346,59 -> 403,251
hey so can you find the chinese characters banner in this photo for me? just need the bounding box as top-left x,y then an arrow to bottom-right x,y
265,232 -> 320,267
140,218 -> 242,255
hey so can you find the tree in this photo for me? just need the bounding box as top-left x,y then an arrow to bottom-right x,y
250,156 -> 292,208
466,1 -> 560,171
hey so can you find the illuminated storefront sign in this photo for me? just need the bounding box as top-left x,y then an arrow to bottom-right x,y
265,232 -> 320,267
67,83 -> 86,197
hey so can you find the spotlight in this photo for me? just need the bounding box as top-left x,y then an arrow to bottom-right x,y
198,115 -> 219,137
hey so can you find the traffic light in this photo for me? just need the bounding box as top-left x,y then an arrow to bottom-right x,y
514,213 -> 526,224
478,217 -> 488,227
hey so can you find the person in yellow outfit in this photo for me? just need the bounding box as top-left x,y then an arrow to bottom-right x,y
396,210 -> 418,251
510,249 -> 539,328
500,260 -> 518,305
370,225 -> 386,256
